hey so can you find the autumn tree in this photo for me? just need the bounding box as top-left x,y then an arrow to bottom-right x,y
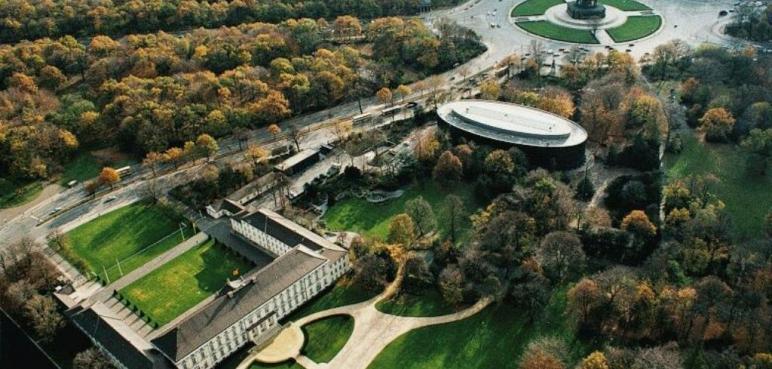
387,214 -> 416,247
395,84 -> 412,103
24,295 -> 64,343
480,79 -> 501,100
438,264 -> 464,305
567,278 -> 602,325
537,231 -> 586,283
267,124 -> 282,140
405,196 -> 437,237
332,120 -> 353,143
375,87 -> 392,107
73,348 -> 113,369
433,150 -> 463,183
99,167 -> 120,189
143,151 -> 162,177
444,195 -> 466,243
699,107 -> 735,142
246,145 -> 269,167
579,352 -> 610,369
621,210 -> 657,238
518,346 -> 565,369
163,147 -> 184,169
287,126 -> 305,151
414,130 -> 440,164
195,134 -> 219,160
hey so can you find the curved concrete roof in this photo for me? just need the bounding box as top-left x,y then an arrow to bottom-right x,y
437,100 -> 588,148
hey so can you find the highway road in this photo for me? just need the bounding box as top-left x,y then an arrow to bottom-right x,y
0,0 -> 748,249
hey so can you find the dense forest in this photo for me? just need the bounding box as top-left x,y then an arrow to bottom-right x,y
0,0 -> 463,43
0,16 -> 484,182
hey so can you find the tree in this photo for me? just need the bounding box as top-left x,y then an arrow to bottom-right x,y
267,124 -> 282,140
352,254 -> 392,292
287,126 -> 305,151
433,150 -> 463,183
24,295 -> 64,342
245,145 -> 269,167
438,264 -> 464,305
621,210 -> 657,238
414,130 -> 440,164
405,196 -> 437,237
480,79 -> 501,100
519,347 -> 565,369
387,214 -> 416,247
444,195 -> 466,243
163,147 -> 184,169
376,87 -> 393,106
99,167 -> 120,189
395,84 -> 412,103
332,120 -> 353,143
73,348 -> 113,369
195,134 -> 219,160
537,231 -> 586,283
699,107 -> 735,142
143,151 -> 162,178
741,128 -> 772,176
579,352 -> 610,369
567,278 -> 601,324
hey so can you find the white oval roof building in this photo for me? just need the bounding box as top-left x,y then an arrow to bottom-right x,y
437,100 -> 587,148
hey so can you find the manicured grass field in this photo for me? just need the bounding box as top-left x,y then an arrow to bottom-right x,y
606,16 -> 661,42
323,180 -> 482,243
665,133 -> 772,239
120,240 -> 252,326
511,0 -> 565,16
63,201 -> 191,283
599,0 -> 650,11
249,362 -> 303,369
368,288 -> 589,369
0,178 -> 43,209
376,289 -> 457,317
301,315 -> 355,363
516,21 -> 599,44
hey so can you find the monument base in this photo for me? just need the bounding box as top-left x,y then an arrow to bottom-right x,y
567,1 -> 606,19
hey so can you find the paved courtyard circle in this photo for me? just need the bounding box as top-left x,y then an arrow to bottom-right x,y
510,0 -> 664,44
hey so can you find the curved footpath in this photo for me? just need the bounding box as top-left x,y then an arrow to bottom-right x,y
239,264 -> 491,369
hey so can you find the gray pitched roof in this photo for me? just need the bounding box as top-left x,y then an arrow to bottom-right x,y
241,209 -> 342,251
71,308 -> 156,369
151,246 -> 327,362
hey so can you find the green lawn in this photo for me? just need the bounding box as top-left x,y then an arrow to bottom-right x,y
0,178 -> 44,209
665,133 -> 772,240
599,0 -> 650,11
511,0 -> 565,16
287,281 -> 379,321
323,180 -> 481,243
300,315 -> 355,363
119,240 -> 252,326
376,289 -> 457,317
63,200 -> 191,283
249,362 -> 303,369
606,16 -> 662,42
516,21 -> 599,44
60,152 -> 136,185
368,288 -> 589,369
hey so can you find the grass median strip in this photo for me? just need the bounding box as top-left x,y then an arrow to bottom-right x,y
301,315 -> 355,363
516,21 -> 599,44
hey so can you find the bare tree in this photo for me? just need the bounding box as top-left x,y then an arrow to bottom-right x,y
287,126 -> 306,151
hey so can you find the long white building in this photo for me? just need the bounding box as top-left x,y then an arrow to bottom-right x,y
67,208 -> 350,369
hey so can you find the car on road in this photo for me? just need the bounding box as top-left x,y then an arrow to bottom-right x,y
49,207 -> 62,215
104,196 -> 118,203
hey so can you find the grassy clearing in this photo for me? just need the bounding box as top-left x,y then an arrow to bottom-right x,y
301,315 -> 355,363
248,362 -> 303,369
368,288 -> 588,369
63,200 -> 191,283
606,16 -> 661,42
376,289 -> 457,317
0,178 -> 44,209
322,180 -> 482,242
600,0 -> 650,11
665,133 -> 772,239
511,0 -> 565,16
516,21 -> 599,44
59,152 -> 136,185
287,281 -> 379,321
120,240 -> 252,326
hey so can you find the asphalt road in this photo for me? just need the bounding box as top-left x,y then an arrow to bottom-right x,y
0,0 -> 751,249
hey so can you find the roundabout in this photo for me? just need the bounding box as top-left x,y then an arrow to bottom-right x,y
511,0 -> 663,44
